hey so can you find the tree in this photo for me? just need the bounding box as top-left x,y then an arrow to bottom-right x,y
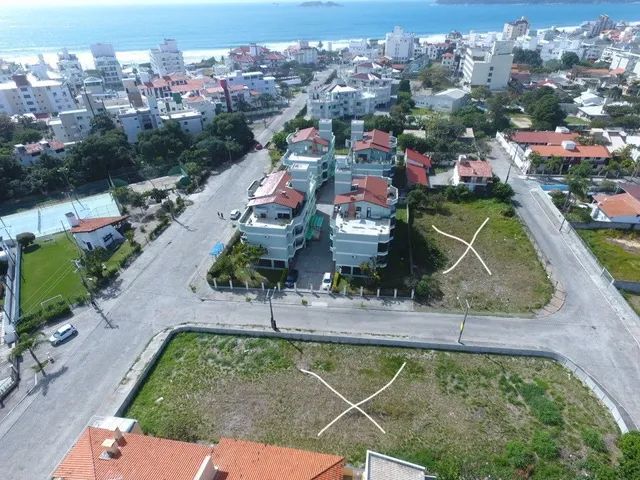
487,93 -> 511,132
11,332 -> 48,375
470,86 -> 492,101
16,232 -> 35,248
398,79 -> 411,93
415,275 -> 441,302
513,47 -> 543,67
407,187 -> 429,210
618,431 -> 640,479
147,187 -> 168,203
545,155 -> 563,175
491,181 -> 515,203
0,113 -> 15,142
561,52 -> 580,69
206,112 -> 255,152
89,113 -> 116,135
13,129 -> 43,144
527,92 -> 566,130
419,64 -> 453,90
137,121 -> 191,168
64,130 -> 133,183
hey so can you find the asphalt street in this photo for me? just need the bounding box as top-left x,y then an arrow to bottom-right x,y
0,83 -> 639,478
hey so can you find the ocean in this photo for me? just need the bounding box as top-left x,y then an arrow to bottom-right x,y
1,1 -> 639,67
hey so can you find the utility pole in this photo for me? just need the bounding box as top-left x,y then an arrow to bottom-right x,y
457,296 -> 470,344
268,289 -> 277,331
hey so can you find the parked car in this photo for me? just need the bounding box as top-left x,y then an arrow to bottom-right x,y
285,269 -> 299,288
49,323 -> 77,346
254,142 -> 263,150
321,272 -> 332,291
230,209 -> 241,221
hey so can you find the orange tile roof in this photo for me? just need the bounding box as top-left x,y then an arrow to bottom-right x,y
71,216 -> 128,234
23,139 -> 66,154
405,148 -> 432,168
406,162 -> 429,186
290,127 -> 329,146
247,170 -> 304,209
594,192 -> 640,218
354,130 -> 392,153
530,144 -> 611,159
214,438 -> 344,480
335,176 -> 391,208
456,159 -> 493,178
51,427 -> 212,480
511,131 -> 578,145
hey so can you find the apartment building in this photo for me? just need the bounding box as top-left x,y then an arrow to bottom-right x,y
91,43 -> 123,90
307,84 -> 376,119
462,41 -> 514,91
503,17 -> 529,40
117,107 -> 162,143
48,108 -> 94,142
345,121 -> 397,178
238,169 -> 316,269
0,74 -> 76,116
331,173 -> 398,275
56,48 -> 84,90
286,40 -> 319,65
282,120 -> 336,186
140,74 -> 209,100
346,72 -> 392,107
150,38 -> 186,76
221,70 -> 277,96
384,26 -> 415,62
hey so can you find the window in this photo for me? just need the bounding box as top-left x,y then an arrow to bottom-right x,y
277,212 -> 291,220
102,233 -> 113,243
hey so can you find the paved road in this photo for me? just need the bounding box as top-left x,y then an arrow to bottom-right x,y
1,121 -> 640,478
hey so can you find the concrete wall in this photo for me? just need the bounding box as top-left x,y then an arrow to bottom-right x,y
571,221 -> 640,231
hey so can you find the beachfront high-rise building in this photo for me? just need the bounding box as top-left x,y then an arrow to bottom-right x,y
90,43 -> 123,90
150,38 -> 186,76
57,48 -> 85,90
503,17 -> 529,40
0,74 -> 76,116
384,26 -> 415,62
462,40 -> 514,91
589,14 -> 615,38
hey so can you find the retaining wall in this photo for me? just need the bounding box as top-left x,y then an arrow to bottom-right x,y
571,221 -> 640,231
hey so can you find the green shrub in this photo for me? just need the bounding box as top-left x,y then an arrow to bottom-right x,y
17,299 -> 71,335
532,429 -> 559,459
415,275 -> 442,302
582,428 -> 607,452
519,383 -> 563,426
501,205 -> 516,217
505,440 -> 535,469
618,431 -> 640,479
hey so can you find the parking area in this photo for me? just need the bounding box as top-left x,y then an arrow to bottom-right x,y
289,181 -> 335,290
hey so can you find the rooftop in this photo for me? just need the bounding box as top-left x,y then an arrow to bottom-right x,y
456,159 -> 493,178
365,450 -> 426,480
405,148 -> 432,168
406,162 -> 429,186
530,144 -> 611,158
511,131 -> 579,145
594,192 -> 640,218
335,176 -> 395,209
247,170 -> 304,209
289,127 -> 329,146
16,139 -> 65,155
354,129 -> 394,153
71,216 -> 128,234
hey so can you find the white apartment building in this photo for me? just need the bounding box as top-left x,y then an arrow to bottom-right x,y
503,17 -> 529,40
222,70 -> 277,96
160,110 -> 203,136
331,173 -> 398,275
282,120 -> 336,186
307,84 -> 376,119
286,40 -> 319,65
91,43 -> 123,90
150,39 -> 186,76
462,41 -> 514,91
343,121 -> 397,178
57,48 -> 84,89
413,88 -> 469,113
48,108 -> 94,142
0,74 -> 76,116
347,39 -> 380,60
384,26 -> 415,62
117,107 -> 162,143
602,47 -> 640,75
346,72 -> 392,107
238,169 -> 316,269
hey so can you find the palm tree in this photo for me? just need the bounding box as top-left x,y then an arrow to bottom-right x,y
11,332 -> 48,375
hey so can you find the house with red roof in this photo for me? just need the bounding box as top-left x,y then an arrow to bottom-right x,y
591,184 -> 640,225
238,170 -> 316,269
332,174 -> 398,276
452,156 -> 494,191
51,426 -> 345,480
348,120 -> 397,178
65,212 -> 129,251
404,148 -> 432,187
13,139 -> 67,166
510,130 -> 579,148
527,140 -> 611,169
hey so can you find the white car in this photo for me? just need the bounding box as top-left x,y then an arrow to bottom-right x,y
49,323 -> 77,346
321,272 -> 332,291
230,209 -> 241,221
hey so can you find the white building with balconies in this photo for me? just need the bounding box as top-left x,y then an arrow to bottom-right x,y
307,84 -> 376,119
238,169 -> 316,269
346,72 -> 392,107
462,41 -> 514,91
91,43 -> 123,90
344,120 -> 397,178
150,39 -> 186,76
384,26 -> 416,62
282,120 -> 335,186
0,74 -> 76,116
331,174 -> 398,276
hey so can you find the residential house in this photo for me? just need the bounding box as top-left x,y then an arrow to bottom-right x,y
150,39 -> 186,76
90,43 -> 123,90
51,425 -> 345,480
511,130 -> 579,148
363,450 -> 434,480
462,41 -> 514,91
331,174 -> 398,275
0,74 -> 76,116
528,141 -> 611,168
13,139 -> 67,166
139,74 -> 209,100
346,121 -> 398,177
282,120 -> 336,186
221,70 -> 277,97
307,84 -> 376,119
66,213 -> 128,251
592,192 -> 640,224
404,148 -> 432,187
413,87 -> 469,113
384,26 -> 416,62
441,52 -> 457,71
238,170 -> 316,269
452,156 -> 493,191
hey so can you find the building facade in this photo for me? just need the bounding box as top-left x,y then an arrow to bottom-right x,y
282,121 -> 336,186
503,17 -> 529,40
462,41 -> 514,91
150,39 -> 186,76
345,122 -> 397,178
384,26 -> 416,62
56,48 -> 84,90
90,43 -> 123,90
0,74 -> 75,116
307,84 -> 376,119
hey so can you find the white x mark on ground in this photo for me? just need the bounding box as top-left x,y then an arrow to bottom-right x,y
300,362 -> 406,436
432,217 -> 492,276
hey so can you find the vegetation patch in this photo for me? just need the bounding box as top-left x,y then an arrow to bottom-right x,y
578,229 -> 640,282
126,333 -> 623,479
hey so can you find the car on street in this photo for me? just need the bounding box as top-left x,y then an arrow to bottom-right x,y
284,269 -> 299,288
230,209 -> 241,220
321,272 -> 332,291
49,323 -> 77,346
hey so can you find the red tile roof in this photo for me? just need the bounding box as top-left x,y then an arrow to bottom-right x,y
511,131 -> 578,145
335,176 -> 391,208
290,127 -> 329,146
456,159 -> 493,178
22,139 -> 65,155
406,162 -> 429,186
214,438 -> 344,480
51,427 -> 212,480
594,192 -> 640,218
354,130 -> 392,153
405,148 -> 432,168
71,216 -> 128,234
248,170 -> 304,209
530,144 -> 611,159
622,183 -> 640,201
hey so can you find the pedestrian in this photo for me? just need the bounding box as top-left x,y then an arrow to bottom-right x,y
220,212 -> 224,219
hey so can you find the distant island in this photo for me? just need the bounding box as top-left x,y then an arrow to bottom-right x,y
299,1 -> 342,7
437,0 -> 636,3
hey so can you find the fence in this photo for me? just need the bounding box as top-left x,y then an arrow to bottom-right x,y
571,221 -> 640,231
495,132 -> 528,171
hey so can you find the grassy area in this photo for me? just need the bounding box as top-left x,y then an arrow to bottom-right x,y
508,113 -> 533,129
622,291 -> 640,315
20,234 -> 87,315
126,333 -> 621,478
565,115 -> 590,126
413,199 -> 552,312
410,107 -> 434,116
578,230 -> 640,282
104,240 -> 137,271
